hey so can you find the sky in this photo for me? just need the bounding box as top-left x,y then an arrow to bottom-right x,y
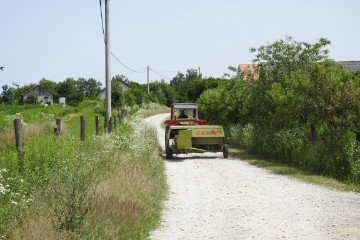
0,0 -> 359,90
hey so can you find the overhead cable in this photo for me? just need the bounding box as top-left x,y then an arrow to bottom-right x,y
98,0 -> 146,74
150,69 -> 171,80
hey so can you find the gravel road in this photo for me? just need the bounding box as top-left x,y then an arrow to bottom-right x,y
145,113 -> 360,240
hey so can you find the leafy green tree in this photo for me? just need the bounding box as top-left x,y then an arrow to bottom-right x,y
75,78 -> 102,98
57,78 -> 77,97
127,88 -> 149,106
111,78 -> 124,109
150,80 -> 176,106
187,77 -> 224,102
0,84 -> 16,104
250,36 -> 331,83
39,78 -> 58,95
170,68 -> 201,102
170,72 -> 187,102
67,93 -> 84,106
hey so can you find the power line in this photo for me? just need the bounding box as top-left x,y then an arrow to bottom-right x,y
99,0 -> 105,43
150,69 -> 172,80
150,68 -> 178,73
98,0 -> 146,74
110,51 -> 146,73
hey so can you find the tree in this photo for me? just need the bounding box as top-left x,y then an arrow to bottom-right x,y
0,84 -> 16,104
75,78 -> 102,98
39,78 -> 58,95
150,80 -> 176,106
57,78 -> 77,97
170,68 -> 202,102
250,36 -> 331,83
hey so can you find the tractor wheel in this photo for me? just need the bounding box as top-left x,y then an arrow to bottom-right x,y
165,127 -> 169,142
165,143 -> 173,159
223,144 -> 229,158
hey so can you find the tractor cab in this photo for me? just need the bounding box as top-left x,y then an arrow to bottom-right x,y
165,103 -> 207,126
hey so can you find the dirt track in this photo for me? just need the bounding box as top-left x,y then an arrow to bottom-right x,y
145,113 -> 360,240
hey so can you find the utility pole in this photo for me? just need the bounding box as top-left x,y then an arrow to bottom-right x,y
105,0 -> 111,121
147,66 -> 150,94
198,67 -> 201,78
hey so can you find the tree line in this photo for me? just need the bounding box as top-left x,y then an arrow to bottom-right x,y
0,68 -> 226,108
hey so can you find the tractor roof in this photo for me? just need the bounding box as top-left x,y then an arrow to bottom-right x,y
173,103 -> 198,109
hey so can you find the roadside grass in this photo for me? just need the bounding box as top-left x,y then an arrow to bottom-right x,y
136,102 -> 169,119
230,148 -> 360,192
0,102 -> 167,240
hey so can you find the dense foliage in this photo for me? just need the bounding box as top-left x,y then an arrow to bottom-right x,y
199,37 -> 360,183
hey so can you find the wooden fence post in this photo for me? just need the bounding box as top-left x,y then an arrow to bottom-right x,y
14,119 -> 23,152
95,116 -> 100,136
118,111 -> 122,123
80,116 -> 86,141
56,119 -> 62,134
113,116 -> 117,131
108,117 -> 113,133
104,116 -> 108,133
14,119 -> 24,172
54,119 -> 61,136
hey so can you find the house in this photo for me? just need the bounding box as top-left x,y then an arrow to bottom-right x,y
238,64 -> 259,80
21,85 -> 54,105
97,80 -> 131,100
337,61 -> 360,72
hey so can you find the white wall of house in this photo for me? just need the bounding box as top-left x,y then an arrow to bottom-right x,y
97,82 -> 131,100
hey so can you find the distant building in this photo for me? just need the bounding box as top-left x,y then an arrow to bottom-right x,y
97,80 -> 131,100
337,61 -> 360,72
21,85 -> 54,105
238,64 -> 259,80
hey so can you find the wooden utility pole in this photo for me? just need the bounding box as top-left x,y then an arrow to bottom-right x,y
105,0 -> 112,125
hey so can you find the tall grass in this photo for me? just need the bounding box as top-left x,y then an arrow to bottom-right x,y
0,102 -> 167,239
229,124 -> 360,185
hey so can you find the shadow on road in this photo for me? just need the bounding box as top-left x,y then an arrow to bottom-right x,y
161,153 -> 221,162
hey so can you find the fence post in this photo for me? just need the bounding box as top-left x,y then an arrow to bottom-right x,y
95,116 -> 100,136
54,119 -> 61,136
104,115 -> 108,133
14,119 -> 24,172
113,116 -> 117,131
108,117 -> 113,133
14,119 -> 23,152
56,119 -> 62,134
118,111 -> 122,123
80,116 -> 86,141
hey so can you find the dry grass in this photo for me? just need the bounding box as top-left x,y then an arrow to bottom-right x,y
83,149 -> 166,239
0,121 -> 53,150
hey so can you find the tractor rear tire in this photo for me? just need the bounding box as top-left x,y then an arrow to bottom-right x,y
166,144 -> 173,159
223,144 -> 229,158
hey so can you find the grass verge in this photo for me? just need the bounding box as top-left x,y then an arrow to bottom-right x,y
0,103 -> 167,239
230,148 -> 360,193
